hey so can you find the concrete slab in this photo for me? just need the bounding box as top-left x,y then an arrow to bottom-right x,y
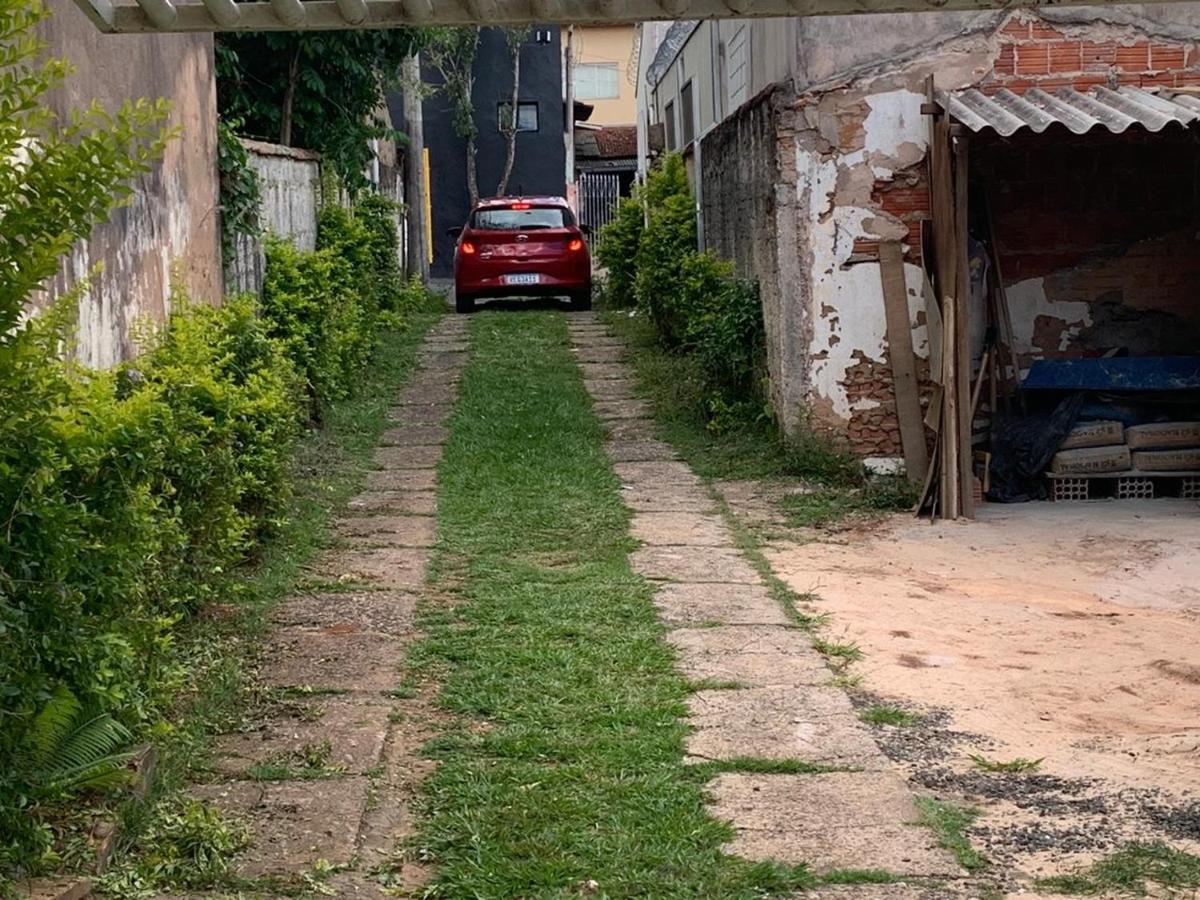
614,460 -> 702,485
592,398 -> 653,420
578,363 -> 627,380
686,686 -> 886,767
338,514 -> 436,546
394,384 -> 458,406
362,469 -> 438,494
379,425 -> 451,447
259,628 -> 404,693
710,773 -> 961,877
666,625 -> 828,686
573,348 -> 625,363
606,440 -> 678,463
372,445 -> 443,469
387,404 -> 453,426
314,547 -> 429,590
270,591 -> 418,636
631,512 -> 733,546
209,698 -> 391,777
796,887 -> 970,899
583,380 -> 637,401
605,419 -> 658,442
630,546 -> 759,583
620,482 -> 717,513
654,584 -> 792,627
346,491 -> 437,515
191,777 -> 370,877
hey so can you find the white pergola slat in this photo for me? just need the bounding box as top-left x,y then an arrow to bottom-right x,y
72,0 -> 1200,31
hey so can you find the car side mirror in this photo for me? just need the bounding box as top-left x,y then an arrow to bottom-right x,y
446,226 -> 463,239
580,224 -> 593,237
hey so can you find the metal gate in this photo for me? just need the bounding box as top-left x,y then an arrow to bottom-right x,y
578,170 -> 622,234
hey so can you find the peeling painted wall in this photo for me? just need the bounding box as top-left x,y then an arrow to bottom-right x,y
783,9 -> 1199,459
32,0 -> 219,369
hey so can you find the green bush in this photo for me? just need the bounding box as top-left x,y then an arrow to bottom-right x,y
0,294 -> 305,871
595,196 -> 643,308
354,192 -> 406,313
635,193 -> 697,346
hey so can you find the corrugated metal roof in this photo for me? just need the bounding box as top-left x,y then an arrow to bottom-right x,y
938,86 -> 1200,136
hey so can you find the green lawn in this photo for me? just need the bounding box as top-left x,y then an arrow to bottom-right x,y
412,311 -> 813,898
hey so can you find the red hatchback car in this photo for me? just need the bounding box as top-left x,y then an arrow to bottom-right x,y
451,196 -> 592,314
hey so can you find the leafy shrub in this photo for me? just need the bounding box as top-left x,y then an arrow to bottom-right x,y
216,119 -> 261,262
635,193 -> 697,346
595,196 -> 643,308
354,192 -> 406,312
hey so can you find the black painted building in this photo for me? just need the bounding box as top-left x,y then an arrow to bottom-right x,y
391,27 -> 567,278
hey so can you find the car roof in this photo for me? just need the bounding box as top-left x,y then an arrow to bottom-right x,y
473,196 -> 569,210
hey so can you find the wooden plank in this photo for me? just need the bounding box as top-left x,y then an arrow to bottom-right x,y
953,130 -> 974,518
878,241 -> 928,485
922,272 -> 942,385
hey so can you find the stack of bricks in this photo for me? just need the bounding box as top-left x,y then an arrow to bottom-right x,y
985,14 -> 1200,93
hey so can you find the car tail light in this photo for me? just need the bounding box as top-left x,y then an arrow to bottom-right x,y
460,241 -> 477,255
510,202 -> 531,210
567,239 -> 584,252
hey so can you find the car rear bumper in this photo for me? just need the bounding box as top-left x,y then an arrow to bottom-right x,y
456,273 -> 590,298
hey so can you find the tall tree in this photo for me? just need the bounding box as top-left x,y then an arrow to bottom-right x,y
215,30 -> 423,191
425,27 -> 481,205
494,27 -> 529,197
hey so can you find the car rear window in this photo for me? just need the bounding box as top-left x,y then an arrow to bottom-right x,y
471,206 -> 572,230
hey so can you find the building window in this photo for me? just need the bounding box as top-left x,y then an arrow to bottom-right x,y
680,80 -> 695,147
664,99 -> 677,151
574,62 -> 620,100
498,101 -> 539,133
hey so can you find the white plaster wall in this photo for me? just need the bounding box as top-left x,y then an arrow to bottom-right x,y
799,87 -> 929,423
250,148 -> 323,251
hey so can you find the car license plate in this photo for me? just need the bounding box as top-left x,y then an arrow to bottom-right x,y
504,273 -> 540,286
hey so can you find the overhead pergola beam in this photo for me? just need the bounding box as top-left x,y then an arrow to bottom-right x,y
73,0 -> 1200,31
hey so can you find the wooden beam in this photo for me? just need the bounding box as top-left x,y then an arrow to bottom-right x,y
201,0 -> 240,26
134,0 -> 177,28
953,129 -> 974,518
335,0 -> 368,22
70,0 -> 117,30
98,0 -> 1200,33
401,0 -> 433,19
270,0 -> 306,25
878,241 -> 929,486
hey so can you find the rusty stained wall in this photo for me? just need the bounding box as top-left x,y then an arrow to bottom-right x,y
790,10 -> 1200,461
699,84 -> 807,434
33,0 -> 219,369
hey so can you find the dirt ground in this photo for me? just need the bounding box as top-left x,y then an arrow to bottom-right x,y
724,488 -> 1200,887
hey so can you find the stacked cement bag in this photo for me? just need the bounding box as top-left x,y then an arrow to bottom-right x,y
1126,422 -> 1200,472
1049,421 -> 1129,474
1049,420 -> 1200,474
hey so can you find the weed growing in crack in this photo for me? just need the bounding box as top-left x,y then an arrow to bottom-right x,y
812,637 -> 865,667
1034,842 -> 1200,895
969,754 -> 1044,774
860,705 -> 923,728
915,796 -> 986,872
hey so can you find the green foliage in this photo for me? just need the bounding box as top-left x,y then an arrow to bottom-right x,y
915,796 -> 985,872
1034,842 -> 1200,896
215,30 -> 423,191
860,704 -> 923,727
969,754 -> 1044,773
595,196 -> 643,308
634,192 -> 697,346
0,0 -> 170,338
96,797 -> 250,895
354,192 -> 406,312
216,118 -> 261,262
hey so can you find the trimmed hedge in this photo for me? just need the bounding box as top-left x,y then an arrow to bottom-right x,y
0,196 -> 429,873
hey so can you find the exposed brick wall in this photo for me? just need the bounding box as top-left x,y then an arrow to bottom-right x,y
851,165 -> 930,264
984,14 -> 1200,92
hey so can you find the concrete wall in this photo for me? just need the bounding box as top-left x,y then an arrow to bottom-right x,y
32,0 -> 219,369
225,140 -> 324,296
573,25 -> 638,125
699,84 -> 806,432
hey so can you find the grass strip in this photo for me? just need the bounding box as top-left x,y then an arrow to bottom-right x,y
412,311 -> 814,898
1034,842 -> 1200,895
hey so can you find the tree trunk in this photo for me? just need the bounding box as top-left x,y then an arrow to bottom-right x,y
401,54 -> 428,280
496,40 -> 521,196
280,44 -> 301,146
466,134 -> 479,206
